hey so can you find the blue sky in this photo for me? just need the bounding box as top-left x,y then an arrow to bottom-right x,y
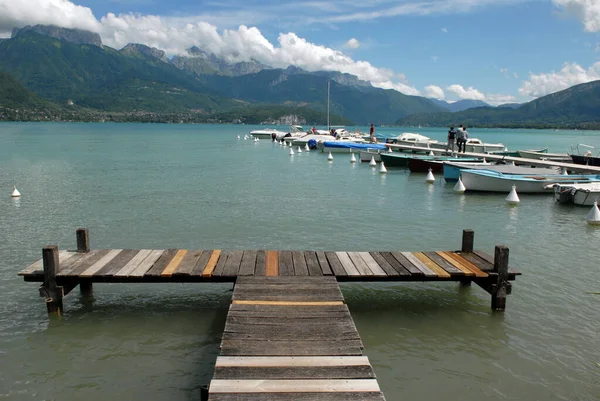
2,0 -> 600,104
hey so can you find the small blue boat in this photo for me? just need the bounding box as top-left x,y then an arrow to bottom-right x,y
320,141 -> 388,153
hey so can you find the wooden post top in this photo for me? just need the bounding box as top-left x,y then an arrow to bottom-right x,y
76,228 -> 90,253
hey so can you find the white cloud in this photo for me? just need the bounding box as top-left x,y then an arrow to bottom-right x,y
513,72 -> 519,79
500,67 -> 508,74
424,85 -> 445,99
441,27 -> 448,33
485,93 -> 517,105
344,38 -> 360,49
553,0 -> 600,32
431,55 -> 439,62
446,84 -> 486,100
0,0 -> 421,95
519,62 -> 600,97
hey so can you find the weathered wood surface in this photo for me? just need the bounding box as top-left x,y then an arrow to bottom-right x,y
19,248 -> 520,283
211,276 -> 385,400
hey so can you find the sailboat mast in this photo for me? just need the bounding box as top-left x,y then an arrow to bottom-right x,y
327,79 -> 330,131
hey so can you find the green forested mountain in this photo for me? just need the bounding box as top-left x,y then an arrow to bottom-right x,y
0,70 -> 59,110
398,80 -> 600,128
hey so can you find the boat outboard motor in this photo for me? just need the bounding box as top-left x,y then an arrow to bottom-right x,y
308,139 -> 318,150
271,132 -> 277,141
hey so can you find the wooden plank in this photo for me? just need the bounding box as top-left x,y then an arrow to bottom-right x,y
460,251 -> 494,271
201,250 -> 222,277
325,252 -> 346,276
215,356 -> 370,367
335,252 -> 360,276
54,251 -> 100,276
144,249 -> 177,277
423,251 -> 463,275
213,366 -> 375,380
226,315 -> 355,326
209,393 -> 385,401
212,251 -> 230,276
232,300 -> 344,306
278,251 -> 294,276
239,250 -> 257,276
292,251 -> 309,276
221,250 -> 244,276
222,330 -> 360,342
401,252 -> 437,277
191,250 -> 213,276
20,250 -> 76,275
369,252 -> 399,276
413,252 -> 451,278
347,252 -> 373,276
316,251 -> 333,275
236,276 -> 338,284
228,304 -> 351,317
380,252 -> 410,276
114,250 -> 153,277
304,252 -> 323,276
161,249 -> 187,277
446,252 -> 489,278
220,339 -> 364,356
254,250 -> 266,276
93,249 -> 139,276
209,379 -> 380,393
173,250 -> 204,276
129,250 -> 164,277
436,251 -> 474,276
390,252 -> 423,276
79,249 -> 123,278
57,250 -> 111,277
474,250 -> 521,274
265,250 -> 279,276
358,252 -> 387,276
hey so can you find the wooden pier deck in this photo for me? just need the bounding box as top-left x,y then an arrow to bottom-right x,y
209,276 -> 385,400
384,143 -> 600,173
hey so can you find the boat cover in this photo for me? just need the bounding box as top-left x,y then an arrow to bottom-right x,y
323,142 -> 387,150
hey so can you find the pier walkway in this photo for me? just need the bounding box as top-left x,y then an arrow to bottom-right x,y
209,276 -> 385,400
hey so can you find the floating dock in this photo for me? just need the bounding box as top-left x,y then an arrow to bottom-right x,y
18,228 -> 520,400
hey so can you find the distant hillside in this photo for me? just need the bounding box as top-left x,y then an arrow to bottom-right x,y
0,69 -> 59,110
398,80 -> 600,129
429,98 -> 491,112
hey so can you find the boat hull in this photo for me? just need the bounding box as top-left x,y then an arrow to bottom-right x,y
443,163 -> 560,182
574,190 -> 600,206
461,170 -> 600,193
571,154 -> 600,166
359,151 -> 382,162
319,142 -> 386,153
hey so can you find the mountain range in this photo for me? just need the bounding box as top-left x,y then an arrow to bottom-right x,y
1,24 -> 599,128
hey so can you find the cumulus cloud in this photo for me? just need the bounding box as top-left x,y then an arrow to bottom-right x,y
446,84 -> 486,100
0,0 -> 421,95
344,38 -> 360,49
519,62 -> 600,97
441,27 -> 448,33
553,0 -> 600,32
431,55 -> 439,62
424,85 -> 445,99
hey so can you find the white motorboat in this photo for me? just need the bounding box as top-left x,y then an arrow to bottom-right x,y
462,138 -> 505,153
251,125 -> 304,140
443,162 -> 560,182
460,169 -> 600,193
387,132 -> 442,148
518,150 -> 571,162
553,182 -> 600,205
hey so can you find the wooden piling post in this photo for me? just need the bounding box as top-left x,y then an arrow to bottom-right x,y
461,229 -> 474,252
76,228 -> 90,253
492,245 -> 509,311
41,246 -> 63,316
76,229 -> 93,296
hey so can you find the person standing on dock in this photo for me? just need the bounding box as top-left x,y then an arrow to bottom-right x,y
456,125 -> 465,153
447,126 -> 457,153
461,126 -> 469,153
369,124 -> 376,143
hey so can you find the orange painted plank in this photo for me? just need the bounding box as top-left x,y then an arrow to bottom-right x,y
161,249 -> 188,277
202,250 -> 222,277
413,252 -> 451,278
436,251 -> 474,276
447,252 -> 489,278
265,250 -> 279,276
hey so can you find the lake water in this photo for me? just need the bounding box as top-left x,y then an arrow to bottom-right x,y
1,123 -> 599,400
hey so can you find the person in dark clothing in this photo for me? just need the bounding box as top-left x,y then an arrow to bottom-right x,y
447,126 -> 457,153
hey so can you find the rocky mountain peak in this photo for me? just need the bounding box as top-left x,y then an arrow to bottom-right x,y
120,43 -> 169,63
11,25 -> 102,47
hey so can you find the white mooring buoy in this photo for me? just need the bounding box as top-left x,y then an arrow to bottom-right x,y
428,150 -> 435,156
327,152 -> 334,161
505,185 -> 520,205
369,156 -> 377,167
237,135 -> 240,140
305,143 -> 310,151
11,186 -> 21,198
350,153 -> 356,163
244,135 -> 248,140
289,147 -> 294,156
425,168 -> 435,183
454,178 -> 466,193
379,161 -> 387,174
297,146 -> 302,153
586,201 -> 600,225
562,168 -> 569,175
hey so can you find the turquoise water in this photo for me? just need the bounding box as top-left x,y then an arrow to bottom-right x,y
1,123 -> 600,400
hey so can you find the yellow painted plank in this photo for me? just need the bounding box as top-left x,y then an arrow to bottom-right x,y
413,252 -> 451,278
161,249 -> 188,277
202,250 -> 221,277
265,250 -> 279,276
437,251 -> 474,276
232,300 -> 344,306
448,252 -> 489,278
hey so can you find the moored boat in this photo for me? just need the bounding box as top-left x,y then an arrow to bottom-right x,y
460,170 -> 600,193
386,132 -> 442,148
553,183 -> 600,205
518,150 -> 570,162
408,157 -> 480,173
319,141 -> 387,153
443,162 -> 560,182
